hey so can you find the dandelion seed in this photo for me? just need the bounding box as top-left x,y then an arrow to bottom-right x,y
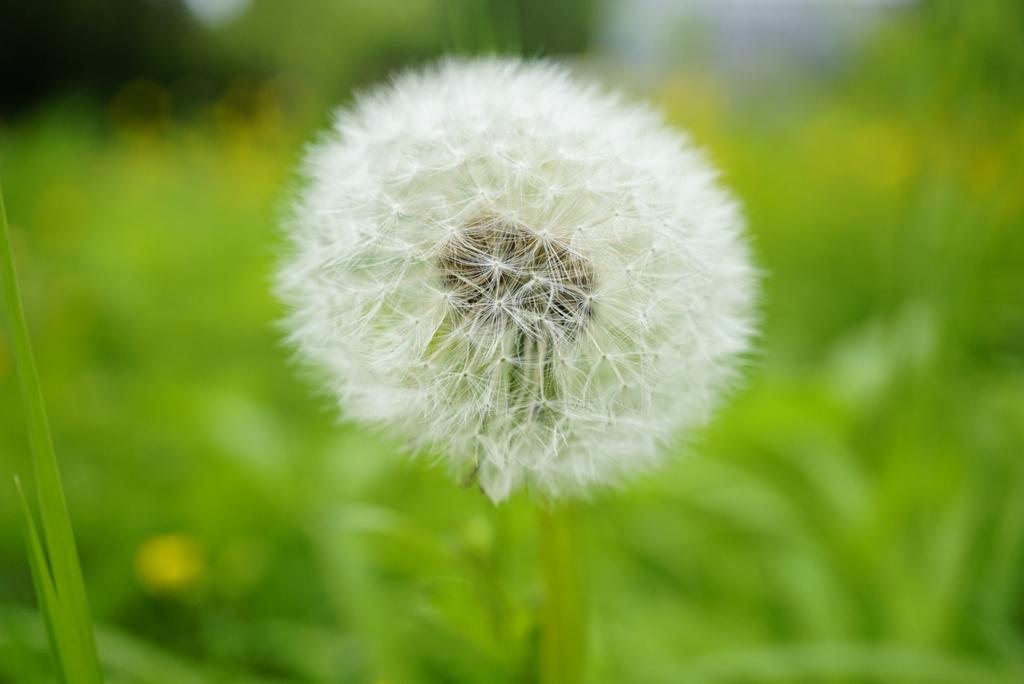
278,58 -> 757,502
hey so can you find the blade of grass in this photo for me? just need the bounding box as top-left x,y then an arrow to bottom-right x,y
1,182 -> 103,683
16,475 -> 68,682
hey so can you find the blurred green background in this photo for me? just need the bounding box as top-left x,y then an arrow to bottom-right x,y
1,0 -> 1022,682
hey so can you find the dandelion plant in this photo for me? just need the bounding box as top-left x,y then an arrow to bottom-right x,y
277,58 -> 757,681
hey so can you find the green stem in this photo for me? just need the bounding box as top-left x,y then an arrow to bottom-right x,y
1,182 -> 103,683
538,502 -> 585,684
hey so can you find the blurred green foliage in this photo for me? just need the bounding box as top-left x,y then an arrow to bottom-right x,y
1,0 -> 1023,682
0,0 -> 598,117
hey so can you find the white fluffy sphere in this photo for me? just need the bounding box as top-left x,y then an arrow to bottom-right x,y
278,58 -> 756,502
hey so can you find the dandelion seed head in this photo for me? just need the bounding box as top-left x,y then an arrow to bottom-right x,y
278,58 -> 757,502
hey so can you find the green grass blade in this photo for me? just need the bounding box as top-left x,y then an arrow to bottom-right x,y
1,182 -> 103,683
16,476 -> 70,683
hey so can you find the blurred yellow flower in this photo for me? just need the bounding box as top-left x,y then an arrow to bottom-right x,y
134,533 -> 205,594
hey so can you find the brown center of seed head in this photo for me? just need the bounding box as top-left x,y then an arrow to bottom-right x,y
438,214 -> 594,338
